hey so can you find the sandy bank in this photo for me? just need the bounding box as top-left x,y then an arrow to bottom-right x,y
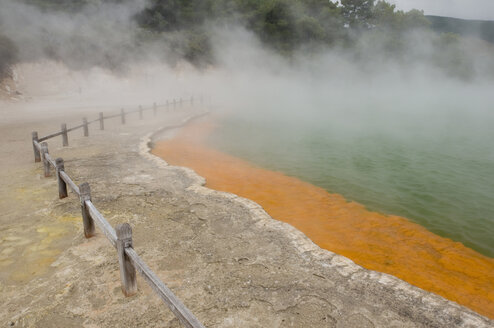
0,109 -> 492,327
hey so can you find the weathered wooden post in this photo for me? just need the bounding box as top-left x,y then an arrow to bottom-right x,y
153,102 -> 157,116
32,131 -> 41,162
83,118 -> 89,137
61,123 -> 69,147
120,108 -> 126,124
56,158 -> 68,199
79,182 -> 95,238
41,142 -> 50,177
99,112 -> 104,130
116,223 -> 137,296
139,105 -> 143,120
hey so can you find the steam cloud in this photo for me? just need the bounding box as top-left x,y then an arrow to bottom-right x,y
0,0 -> 493,126
0,0 -> 150,70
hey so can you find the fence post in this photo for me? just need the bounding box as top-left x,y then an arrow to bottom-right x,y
139,106 -> 143,120
79,182 -> 95,238
41,142 -> 50,177
99,112 -> 104,130
116,223 -> 137,296
61,123 -> 69,147
56,158 -> 68,199
121,108 -> 126,124
83,118 -> 89,137
32,131 -> 41,162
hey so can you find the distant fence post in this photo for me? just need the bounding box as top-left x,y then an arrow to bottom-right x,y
116,223 -> 137,296
79,182 -> 95,238
121,108 -> 126,124
83,118 -> 89,137
56,158 -> 68,199
61,123 -> 69,147
139,106 -> 143,120
32,131 -> 41,162
99,112 -> 104,130
41,142 -> 50,177
153,102 -> 157,117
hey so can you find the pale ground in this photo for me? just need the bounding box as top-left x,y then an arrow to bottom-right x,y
0,63 -> 493,327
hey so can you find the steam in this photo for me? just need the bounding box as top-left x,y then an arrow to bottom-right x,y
205,26 -> 494,139
0,0 -> 493,131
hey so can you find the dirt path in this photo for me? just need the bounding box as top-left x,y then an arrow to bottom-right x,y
0,107 -> 492,327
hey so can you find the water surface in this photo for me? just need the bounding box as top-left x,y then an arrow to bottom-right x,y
209,107 -> 494,257
152,120 -> 494,318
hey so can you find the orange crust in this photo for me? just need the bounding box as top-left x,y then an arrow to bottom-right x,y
152,120 -> 494,319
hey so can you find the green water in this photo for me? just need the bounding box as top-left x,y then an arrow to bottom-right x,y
208,105 -> 494,257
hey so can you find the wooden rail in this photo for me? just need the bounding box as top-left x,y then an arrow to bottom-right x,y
85,200 -> 117,247
38,131 -> 64,142
32,96 -> 204,149
125,247 -> 204,328
60,171 -> 80,195
31,99 -> 206,328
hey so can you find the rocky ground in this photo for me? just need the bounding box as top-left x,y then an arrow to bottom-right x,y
0,106 -> 492,328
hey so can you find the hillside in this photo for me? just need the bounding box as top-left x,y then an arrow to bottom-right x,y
426,15 -> 494,44
0,0 -> 493,81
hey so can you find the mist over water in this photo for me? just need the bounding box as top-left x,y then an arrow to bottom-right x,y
192,26 -> 494,259
2,0 -> 494,256
208,73 -> 494,257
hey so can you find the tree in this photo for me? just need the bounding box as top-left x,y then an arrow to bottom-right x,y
372,2 -> 429,31
255,0 -> 298,53
340,0 -> 374,29
371,1 -> 398,29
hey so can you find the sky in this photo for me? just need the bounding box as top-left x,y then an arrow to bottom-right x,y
388,0 -> 494,21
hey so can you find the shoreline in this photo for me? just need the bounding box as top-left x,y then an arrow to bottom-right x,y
151,118 -> 494,319
1,109 -> 492,327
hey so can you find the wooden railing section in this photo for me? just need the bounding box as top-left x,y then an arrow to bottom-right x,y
31,98 -> 206,328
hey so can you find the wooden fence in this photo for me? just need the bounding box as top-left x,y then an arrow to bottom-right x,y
31,97 -> 206,328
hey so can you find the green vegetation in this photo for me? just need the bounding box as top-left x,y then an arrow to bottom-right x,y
135,0 -> 431,63
1,0 -> 491,78
23,0 -> 95,12
426,15 -> 494,44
